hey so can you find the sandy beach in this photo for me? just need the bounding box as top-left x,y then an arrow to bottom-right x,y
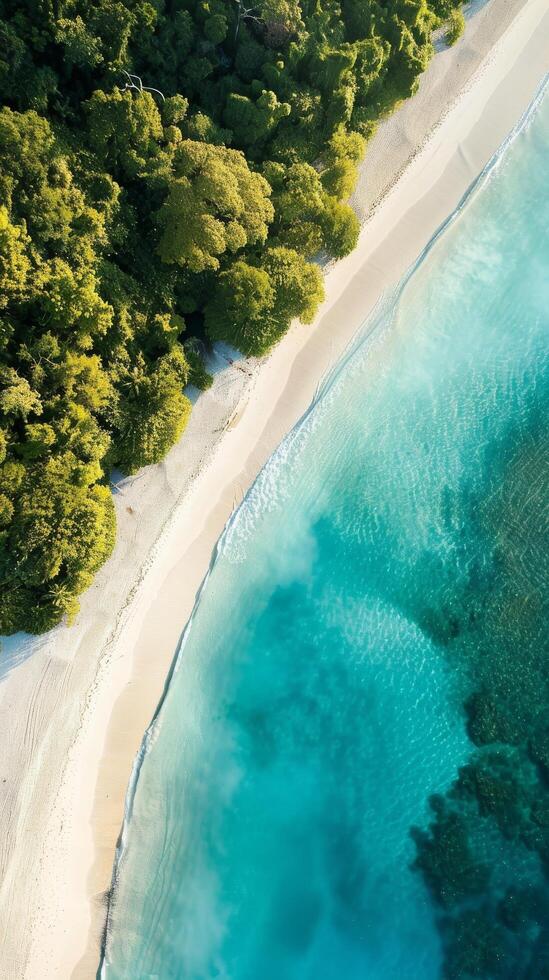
1,1 -> 548,976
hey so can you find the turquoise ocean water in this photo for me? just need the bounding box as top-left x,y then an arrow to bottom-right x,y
101,81 -> 549,979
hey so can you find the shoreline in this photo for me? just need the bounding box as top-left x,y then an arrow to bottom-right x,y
1,1 -> 548,977
100,65 -> 549,969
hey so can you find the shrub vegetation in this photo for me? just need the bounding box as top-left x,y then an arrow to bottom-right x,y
446,8 -> 465,46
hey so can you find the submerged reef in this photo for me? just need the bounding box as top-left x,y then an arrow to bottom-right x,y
411,410 -> 549,978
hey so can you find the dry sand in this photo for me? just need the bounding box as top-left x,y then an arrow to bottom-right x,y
1,0 -> 548,976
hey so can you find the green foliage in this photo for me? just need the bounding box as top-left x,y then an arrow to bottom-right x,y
184,346 -> 213,391
321,157 -> 359,199
156,141 -> 273,271
261,246 -> 324,323
205,247 -> 324,355
113,348 -> 192,472
0,207 -> 31,306
223,89 -> 291,154
0,0 -> 451,633
446,9 -> 465,46
204,13 -> 228,45
55,16 -> 104,70
0,413 -> 115,634
320,127 -> 365,199
258,0 -> 304,47
85,89 -> 163,178
321,196 -> 360,257
0,368 -> 42,419
264,160 -> 359,258
205,261 -> 278,356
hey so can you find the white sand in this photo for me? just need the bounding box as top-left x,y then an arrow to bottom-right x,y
1,1 -> 548,976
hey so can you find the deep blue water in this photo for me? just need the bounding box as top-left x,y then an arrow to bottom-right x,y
101,81 -> 549,979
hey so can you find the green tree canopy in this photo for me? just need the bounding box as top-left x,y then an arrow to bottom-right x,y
205,261 -> 277,355
261,246 -> 325,323
156,140 -> 274,271
0,206 -> 31,306
85,89 -> 164,178
112,346 -> 192,472
205,247 -> 324,355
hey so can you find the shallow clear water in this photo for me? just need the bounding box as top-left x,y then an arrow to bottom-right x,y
102,83 -> 549,980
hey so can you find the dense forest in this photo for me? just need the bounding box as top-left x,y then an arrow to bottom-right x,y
0,0 -> 462,636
